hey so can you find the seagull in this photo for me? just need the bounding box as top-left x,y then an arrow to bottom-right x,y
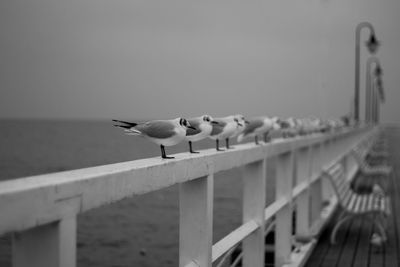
113,118 -> 196,159
209,115 -> 242,151
231,114 -> 248,139
237,116 -> 280,144
185,115 -> 218,153
280,117 -> 298,138
266,117 -> 282,142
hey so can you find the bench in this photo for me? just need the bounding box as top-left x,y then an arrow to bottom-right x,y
322,162 -> 391,244
351,144 -> 392,178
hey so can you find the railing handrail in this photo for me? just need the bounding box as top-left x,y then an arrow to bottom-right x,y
0,126 -> 377,267
0,127 -> 364,234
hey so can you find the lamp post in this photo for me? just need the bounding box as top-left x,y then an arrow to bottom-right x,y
374,76 -> 384,123
354,22 -> 380,123
365,57 -> 381,124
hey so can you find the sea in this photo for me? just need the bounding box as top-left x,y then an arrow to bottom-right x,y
0,119 -> 248,267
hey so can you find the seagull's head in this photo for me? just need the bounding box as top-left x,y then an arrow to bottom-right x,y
179,118 -> 196,130
233,114 -> 246,127
202,115 -> 218,125
279,119 -> 291,129
272,117 -> 281,130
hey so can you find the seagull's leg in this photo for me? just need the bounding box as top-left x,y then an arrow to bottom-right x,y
255,135 -> 259,145
161,145 -> 174,159
264,133 -> 271,143
189,141 -> 199,154
216,139 -> 224,151
225,138 -> 232,149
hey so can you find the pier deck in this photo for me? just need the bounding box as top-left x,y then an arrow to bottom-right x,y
305,126 -> 400,267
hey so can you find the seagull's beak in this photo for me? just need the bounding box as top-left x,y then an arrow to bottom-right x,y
211,121 -> 219,124
237,122 -> 243,127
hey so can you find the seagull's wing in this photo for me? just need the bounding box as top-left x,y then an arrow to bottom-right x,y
210,119 -> 227,136
136,121 -> 177,139
186,119 -> 202,136
112,119 -> 138,127
243,119 -> 264,135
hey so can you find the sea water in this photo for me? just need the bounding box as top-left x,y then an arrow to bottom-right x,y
0,120 -> 244,267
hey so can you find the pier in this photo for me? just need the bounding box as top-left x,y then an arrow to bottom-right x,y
0,125 -> 397,267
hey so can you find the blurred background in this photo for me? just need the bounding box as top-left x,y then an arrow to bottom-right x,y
0,0 -> 399,122
0,1 -> 399,266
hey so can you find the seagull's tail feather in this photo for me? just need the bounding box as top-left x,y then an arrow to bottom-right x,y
113,125 -> 141,135
113,124 -> 132,130
112,119 -> 138,127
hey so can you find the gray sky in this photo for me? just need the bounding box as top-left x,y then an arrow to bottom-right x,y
0,0 -> 399,122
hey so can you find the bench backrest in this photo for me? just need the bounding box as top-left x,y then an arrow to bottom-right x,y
323,163 -> 354,209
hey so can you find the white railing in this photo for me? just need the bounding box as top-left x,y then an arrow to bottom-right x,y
0,126 -> 378,267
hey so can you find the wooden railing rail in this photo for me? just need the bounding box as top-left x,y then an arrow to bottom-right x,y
0,126 -> 378,267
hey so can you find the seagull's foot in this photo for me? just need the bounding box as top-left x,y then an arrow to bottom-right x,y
225,139 -> 232,149
190,150 -> 200,154
162,155 -> 175,159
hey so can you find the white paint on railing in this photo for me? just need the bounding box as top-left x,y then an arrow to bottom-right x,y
242,159 -> 266,267
212,220 -> 258,262
179,173 -> 214,267
0,126 -> 378,267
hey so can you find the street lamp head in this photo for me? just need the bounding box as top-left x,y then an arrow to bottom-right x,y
366,34 -> 380,54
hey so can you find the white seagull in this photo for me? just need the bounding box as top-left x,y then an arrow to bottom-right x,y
113,118 -> 196,159
209,115 -> 242,151
231,114 -> 248,138
185,115 -> 218,153
280,117 -> 299,138
237,116 -> 280,144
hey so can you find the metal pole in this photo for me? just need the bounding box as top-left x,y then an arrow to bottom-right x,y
365,57 -> 380,124
354,22 -> 376,123
371,80 -> 377,123
377,91 -> 380,123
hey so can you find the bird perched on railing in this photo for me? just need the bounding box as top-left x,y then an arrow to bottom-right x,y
185,115 -> 218,153
231,114 -> 248,138
209,115 -> 243,151
113,118 -> 195,159
280,117 -> 299,138
237,116 -> 280,144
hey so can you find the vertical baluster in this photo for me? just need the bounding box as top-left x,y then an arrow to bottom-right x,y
275,151 -> 294,267
296,146 -> 312,238
310,143 -> 323,228
321,139 -> 333,200
12,216 -> 77,267
266,157 -> 277,206
242,159 -> 266,267
179,174 -> 214,267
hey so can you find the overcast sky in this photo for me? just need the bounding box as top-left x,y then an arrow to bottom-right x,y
0,0 -> 399,122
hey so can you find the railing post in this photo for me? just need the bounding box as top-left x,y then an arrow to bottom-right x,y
275,151 -> 294,267
12,216 -> 77,267
295,146 -> 312,237
310,143 -> 323,228
321,139 -> 333,201
179,174 -> 214,267
242,159 -> 266,267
